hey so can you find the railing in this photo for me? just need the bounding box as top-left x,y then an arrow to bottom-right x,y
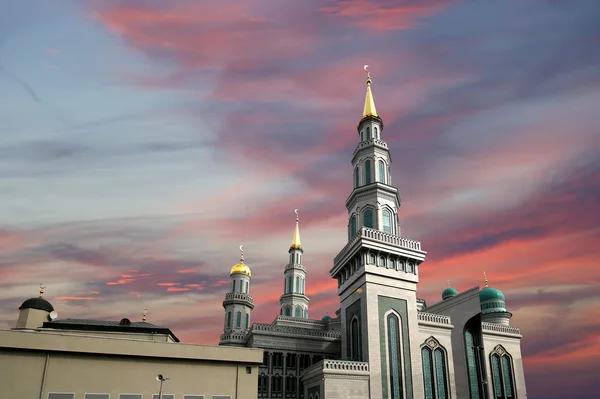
285,263 -> 306,272
252,323 -> 341,338
220,332 -> 247,341
482,322 -> 521,335
224,292 -> 254,302
323,359 -> 369,372
275,316 -> 326,325
417,312 -> 451,325
334,227 -> 422,264
353,139 -> 388,155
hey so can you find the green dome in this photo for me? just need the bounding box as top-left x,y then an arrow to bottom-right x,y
442,287 -> 458,300
321,315 -> 332,321
479,287 -> 505,302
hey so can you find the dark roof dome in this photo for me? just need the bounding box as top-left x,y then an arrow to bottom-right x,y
19,296 -> 54,312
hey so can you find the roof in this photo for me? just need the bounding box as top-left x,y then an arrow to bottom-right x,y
19,297 -> 54,312
42,318 -> 179,342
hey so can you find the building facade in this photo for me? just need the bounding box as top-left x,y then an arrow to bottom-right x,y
218,72 -> 528,399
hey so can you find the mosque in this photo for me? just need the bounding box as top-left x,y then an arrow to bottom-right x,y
218,70 -> 528,399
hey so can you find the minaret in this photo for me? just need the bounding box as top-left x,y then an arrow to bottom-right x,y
279,209 -> 309,318
330,66 -> 428,399
480,272 -> 512,325
219,245 -> 254,346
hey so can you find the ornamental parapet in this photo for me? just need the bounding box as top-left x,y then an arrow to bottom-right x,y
333,227 -> 422,265
303,359 -> 370,383
417,312 -> 452,325
274,316 -> 326,325
353,138 -> 388,156
285,263 -> 306,272
219,332 -> 248,342
482,322 -> 521,336
252,323 -> 341,339
224,292 -> 253,302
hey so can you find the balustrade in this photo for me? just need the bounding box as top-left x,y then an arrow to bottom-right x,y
417,312 -> 451,325
482,322 -> 521,335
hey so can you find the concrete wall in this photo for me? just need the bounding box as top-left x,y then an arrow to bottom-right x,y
0,329 -> 263,399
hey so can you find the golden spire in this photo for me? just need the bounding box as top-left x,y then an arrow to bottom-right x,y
230,245 -> 252,277
39,283 -> 46,297
362,65 -> 378,119
142,308 -> 147,322
290,209 -> 302,250
483,272 -> 489,288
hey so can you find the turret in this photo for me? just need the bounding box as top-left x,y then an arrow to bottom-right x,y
279,210 -> 309,318
480,272 -> 512,325
15,284 -> 56,329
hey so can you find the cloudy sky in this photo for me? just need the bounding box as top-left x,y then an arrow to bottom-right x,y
1,0 -> 599,398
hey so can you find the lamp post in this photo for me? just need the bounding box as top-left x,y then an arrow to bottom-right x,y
156,374 -> 170,399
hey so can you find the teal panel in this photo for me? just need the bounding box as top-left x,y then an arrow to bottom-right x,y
465,330 -> 480,399
389,315 -> 402,399
502,356 -> 514,397
434,348 -> 447,399
378,296 -> 413,399
422,348 -> 434,399
491,354 -> 502,398
345,297 -> 362,360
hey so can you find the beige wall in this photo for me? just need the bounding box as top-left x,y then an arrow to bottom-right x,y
0,330 -> 262,399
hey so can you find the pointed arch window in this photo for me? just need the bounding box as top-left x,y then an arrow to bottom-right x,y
361,131 -> 364,142
366,127 -> 370,138
374,126 -> 379,139
285,306 -> 291,316
304,308 -> 308,318
245,281 -> 249,293
369,253 -> 376,264
382,209 -> 392,233
302,278 -> 305,294
365,160 -> 372,184
363,209 -> 374,228
422,341 -> 449,399
295,276 -> 300,293
350,215 -> 357,238
378,160 -> 386,183
245,313 -> 249,329
287,276 -> 293,293
350,317 -> 360,361
235,311 -> 241,328
226,311 -> 232,328
387,313 -> 404,399
239,280 -> 243,292
354,167 -> 360,188
490,347 -> 516,399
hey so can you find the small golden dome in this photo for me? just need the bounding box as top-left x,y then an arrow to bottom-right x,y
230,262 -> 251,277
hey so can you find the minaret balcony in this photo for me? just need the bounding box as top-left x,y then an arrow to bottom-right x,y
285,263 -> 306,272
353,138 -> 388,156
222,292 -> 254,309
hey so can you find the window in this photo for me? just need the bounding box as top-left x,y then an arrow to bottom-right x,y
235,311 -> 242,328
363,209 -> 374,228
85,395 -> 109,399
365,160 -> 372,184
350,215 -> 357,238
49,395 -> 75,399
239,280 -> 243,292
390,258 -> 396,269
369,253 -> 375,264
490,347 -> 516,399
271,374 -> 283,396
153,395 -> 175,399
245,313 -> 249,329
226,311 -> 232,328
232,280 -> 236,293
361,131 -> 364,141
354,167 -> 360,188
378,160 -> 386,183
465,330 -> 482,399
374,126 -> 378,138
245,281 -> 249,293
382,209 -> 392,233
184,396 -> 205,399
285,306 -> 291,316
295,276 -> 300,293
366,127 -> 370,137
287,276 -> 293,293
421,341 -> 449,399
119,396 -> 142,399
286,374 -> 297,395
302,278 -> 305,294
299,254 -> 302,264
350,317 -> 360,361
387,313 -> 404,399
295,306 -> 302,318
379,256 -> 386,267
258,374 -> 268,397
304,308 -> 308,318
212,397 -> 232,399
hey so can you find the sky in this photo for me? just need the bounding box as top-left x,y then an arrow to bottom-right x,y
0,0 -> 599,397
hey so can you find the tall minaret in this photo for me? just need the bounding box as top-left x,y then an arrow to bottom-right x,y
279,209 -> 309,318
219,245 -> 254,346
330,66 -> 427,399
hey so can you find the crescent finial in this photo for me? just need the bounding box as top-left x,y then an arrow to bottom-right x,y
239,245 -> 244,262
364,65 -> 370,79
39,283 -> 46,297
294,209 -> 299,221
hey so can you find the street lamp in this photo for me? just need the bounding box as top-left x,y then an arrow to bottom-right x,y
156,374 -> 170,399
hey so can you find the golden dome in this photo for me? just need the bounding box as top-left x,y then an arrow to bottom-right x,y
230,262 -> 251,277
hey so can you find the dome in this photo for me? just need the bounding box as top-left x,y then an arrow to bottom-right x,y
479,287 -> 505,302
19,297 -> 54,312
230,262 -> 251,277
442,287 -> 458,300
322,315 -> 332,321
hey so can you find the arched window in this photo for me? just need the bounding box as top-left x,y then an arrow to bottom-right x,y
365,160 -> 372,184
354,167 -> 360,188
226,311 -> 232,328
379,256 -> 386,267
245,281 -> 249,293
285,306 -> 291,316
235,311 -> 241,328
245,313 -> 249,329
390,258 -> 396,269
374,126 -> 378,139
299,254 -> 302,264
387,313 -> 404,399
422,347 -> 434,399
302,278 -> 305,294
363,208 -> 374,228
232,280 -> 236,293
295,306 -> 302,318
465,330 -> 481,399
369,253 -> 376,264
287,276 -> 293,293
360,131 -> 364,142
366,127 -> 370,138
421,340 -> 450,399
378,160 -> 386,183
350,317 -> 360,361
490,347 -> 516,399
304,308 -> 308,318
295,276 -> 300,293
382,209 -> 392,233
239,280 -> 243,292
350,215 -> 357,238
